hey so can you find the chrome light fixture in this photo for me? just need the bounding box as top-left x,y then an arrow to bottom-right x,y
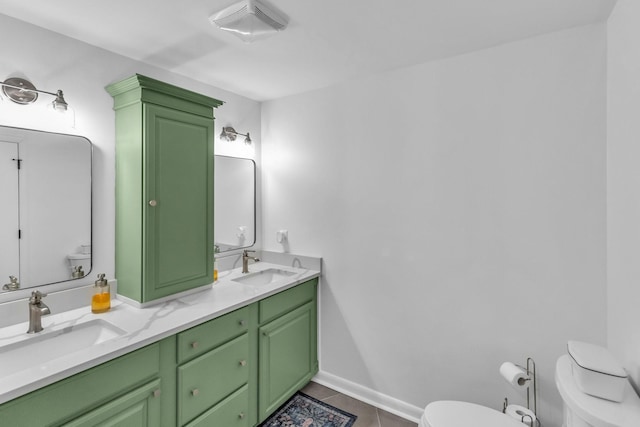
220,126 -> 252,145
209,0 -> 288,43
1,77 -> 69,111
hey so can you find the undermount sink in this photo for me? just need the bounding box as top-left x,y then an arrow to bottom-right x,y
0,319 -> 126,377
232,268 -> 296,286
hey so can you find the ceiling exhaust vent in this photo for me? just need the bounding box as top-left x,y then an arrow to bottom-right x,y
209,0 -> 288,43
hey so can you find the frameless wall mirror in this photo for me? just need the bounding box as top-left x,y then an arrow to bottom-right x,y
214,155 -> 255,253
0,126 -> 92,292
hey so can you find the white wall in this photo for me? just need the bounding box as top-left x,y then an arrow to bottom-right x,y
0,13 -> 261,301
607,1 -> 640,391
262,24 -> 607,425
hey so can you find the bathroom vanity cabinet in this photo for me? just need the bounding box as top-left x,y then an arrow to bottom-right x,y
0,278 -> 318,427
106,75 -> 223,304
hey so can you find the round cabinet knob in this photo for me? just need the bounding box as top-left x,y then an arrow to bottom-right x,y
191,341 -> 199,349
149,200 -> 157,207
152,389 -> 161,398
191,389 -> 199,397
238,320 -> 246,327
238,412 -> 245,419
239,360 -> 247,367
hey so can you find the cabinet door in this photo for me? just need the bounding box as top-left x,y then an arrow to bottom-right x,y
258,302 -> 317,421
144,104 -> 214,301
63,379 -> 161,427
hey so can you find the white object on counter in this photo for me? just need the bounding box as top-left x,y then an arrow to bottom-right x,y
567,340 -> 627,402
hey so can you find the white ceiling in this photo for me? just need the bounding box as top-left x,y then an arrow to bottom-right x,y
0,0 -> 616,101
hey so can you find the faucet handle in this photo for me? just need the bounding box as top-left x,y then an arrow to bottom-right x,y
29,290 -> 47,304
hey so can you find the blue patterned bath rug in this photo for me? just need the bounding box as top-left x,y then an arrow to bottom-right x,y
259,391 -> 357,427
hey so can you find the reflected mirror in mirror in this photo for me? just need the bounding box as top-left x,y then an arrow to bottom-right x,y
0,126 -> 92,292
214,155 -> 255,253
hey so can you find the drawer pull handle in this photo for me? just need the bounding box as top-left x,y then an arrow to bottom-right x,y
152,389 -> 161,398
239,360 -> 247,367
238,412 -> 245,419
191,341 -> 199,349
191,389 -> 200,397
149,200 -> 157,207
239,319 -> 246,327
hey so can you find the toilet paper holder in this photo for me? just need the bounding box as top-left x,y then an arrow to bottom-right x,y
502,357 -> 538,426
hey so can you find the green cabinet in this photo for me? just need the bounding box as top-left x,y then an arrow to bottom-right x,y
258,279 -> 319,422
106,75 -> 223,304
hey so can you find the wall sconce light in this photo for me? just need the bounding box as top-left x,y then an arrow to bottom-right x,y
1,77 -> 69,111
220,126 -> 252,145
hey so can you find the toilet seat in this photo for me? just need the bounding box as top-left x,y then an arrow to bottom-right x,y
420,401 -> 525,427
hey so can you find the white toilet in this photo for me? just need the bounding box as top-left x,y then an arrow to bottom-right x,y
419,348 -> 640,427
419,400 -> 523,427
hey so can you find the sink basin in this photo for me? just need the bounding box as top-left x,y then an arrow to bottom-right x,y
0,319 -> 126,377
232,268 -> 296,286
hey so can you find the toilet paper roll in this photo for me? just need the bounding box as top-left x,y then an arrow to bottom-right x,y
505,404 -> 536,426
500,362 -> 530,388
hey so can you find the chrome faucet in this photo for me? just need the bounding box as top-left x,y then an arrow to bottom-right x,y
27,291 -> 51,334
3,275 -> 20,291
242,250 -> 260,274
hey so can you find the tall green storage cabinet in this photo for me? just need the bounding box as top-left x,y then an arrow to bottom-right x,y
106,75 -> 223,303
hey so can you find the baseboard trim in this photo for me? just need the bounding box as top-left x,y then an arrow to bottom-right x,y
312,370 -> 424,423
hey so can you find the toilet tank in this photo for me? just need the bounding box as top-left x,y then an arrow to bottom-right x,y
567,341 -> 627,402
555,355 -> 640,427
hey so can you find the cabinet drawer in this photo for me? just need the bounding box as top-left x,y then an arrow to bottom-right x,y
259,278 -> 317,324
177,306 -> 250,363
184,384 -> 250,427
178,334 -> 249,425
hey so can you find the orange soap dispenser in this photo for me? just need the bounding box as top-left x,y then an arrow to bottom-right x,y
91,273 -> 111,313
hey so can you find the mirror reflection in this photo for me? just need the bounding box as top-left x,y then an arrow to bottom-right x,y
0,126 -> 92,291
214,155 -> 255,253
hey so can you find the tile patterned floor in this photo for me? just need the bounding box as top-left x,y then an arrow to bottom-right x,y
301,382 -> 418,427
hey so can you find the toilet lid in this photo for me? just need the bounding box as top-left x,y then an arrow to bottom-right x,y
423,401 -> 524,427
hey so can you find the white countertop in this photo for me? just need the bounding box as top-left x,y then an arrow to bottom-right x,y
0,262 -> 320,405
